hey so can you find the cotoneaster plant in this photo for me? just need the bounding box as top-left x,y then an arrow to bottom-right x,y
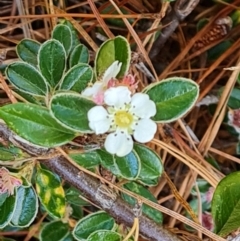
0,21 -> 199,241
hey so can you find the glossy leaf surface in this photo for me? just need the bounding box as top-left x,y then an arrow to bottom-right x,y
133,144 -> 163,185
11,186 -> 38,227
36,167 -> 65,218
97,149 -> 140,180
70,151 -> 101,169
38,39 -> 66,88
40,220 -> 69,241
0,194 -> 16,229
52,24 -> 72,55
16,39 -> 40,66
95,36 -> 130,78
60,63 -> 93,92
0,103 -> 75,147
50,92 -> 95,132
73,211 -> 115,240
144,77 -> 199,123
212,171 -> 240,236
87,230 -> 121,241
69,44 -> 89,67
6,62 -> 48,96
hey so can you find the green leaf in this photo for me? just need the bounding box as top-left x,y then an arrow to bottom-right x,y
87,230 -> 121,241
101,6 -> 134,28
97,149 -> 141,180
0,103 -> 75,147
122,182 -> 163,224
114,151 -> 140,180
219,87 -> 240,109
14,89 -> 45,105
50,92 -> 95,132
38,39 -> 66,88
40,220 -> 69,241
6,62 -> 48,97
70,151 -> 101,169
95,36 -> 131,78
212,171 -> 240,236
208,41 -> 232,60
16,39 -> 40,66
10,186 -> 38,227
69,44 -> 89,67
133,144 -> 163,185
0,144 -> 22,161
0,194 -> 16,229
73,211 -> 115,240
60,64 -> 93,92
36,166 -> 66,219
0,193 -> 8,206
61,20 -> 81,51
144,77 -> 199,123
52,24 -> 72,56
138,177 -> 159,186
65,187 -> 89,206
70,203 -> 84,220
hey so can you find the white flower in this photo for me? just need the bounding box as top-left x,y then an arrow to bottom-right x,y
82,61 -> 122,104
88,86 -> 157,157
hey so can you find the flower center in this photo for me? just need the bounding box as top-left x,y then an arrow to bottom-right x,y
114,110 -> 133,128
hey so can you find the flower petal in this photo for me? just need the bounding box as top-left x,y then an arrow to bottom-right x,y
133,119 -> 157,143
102,61 -> 122,84
104,86 -> 131,108
82,82 -> 103,97
104,131 -> 133,157
88,106 -> 111,134
130,93 -> 156,118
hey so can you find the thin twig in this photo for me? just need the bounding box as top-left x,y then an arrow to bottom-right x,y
149,0 -> 200,59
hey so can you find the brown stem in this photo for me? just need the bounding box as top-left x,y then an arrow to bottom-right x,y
0,123 -> 181,241
149,0 -> 200,59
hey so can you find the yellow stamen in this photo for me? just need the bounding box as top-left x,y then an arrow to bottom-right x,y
115,110 -> 133,128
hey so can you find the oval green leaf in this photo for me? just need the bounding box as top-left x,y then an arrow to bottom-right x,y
133,144 -> 163,185
87,230 -> 121,241
144,77 -> 199,123
122,182 -> 163,224
40,220 -> 69,241
36,167 -> 66,219
97,149 -> 140,180
0,103 -> 75,147
52,24 -> 72,56
0,194 -> 16,229
16,39 -> 40,66
6,62 -> 48,97
50,92 -> 95,133
62,20 -> 81,51
70,151 -> 101,169
95,36 -> 131,78
114,151 -> 140,180
60,63 -> 93,92
73,211 -> 115,240
96,149 -> 120,176
212,171 -> 240,236
69,44 -> 89,67
10,186 -> 38,227
38,39 -> 66,88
